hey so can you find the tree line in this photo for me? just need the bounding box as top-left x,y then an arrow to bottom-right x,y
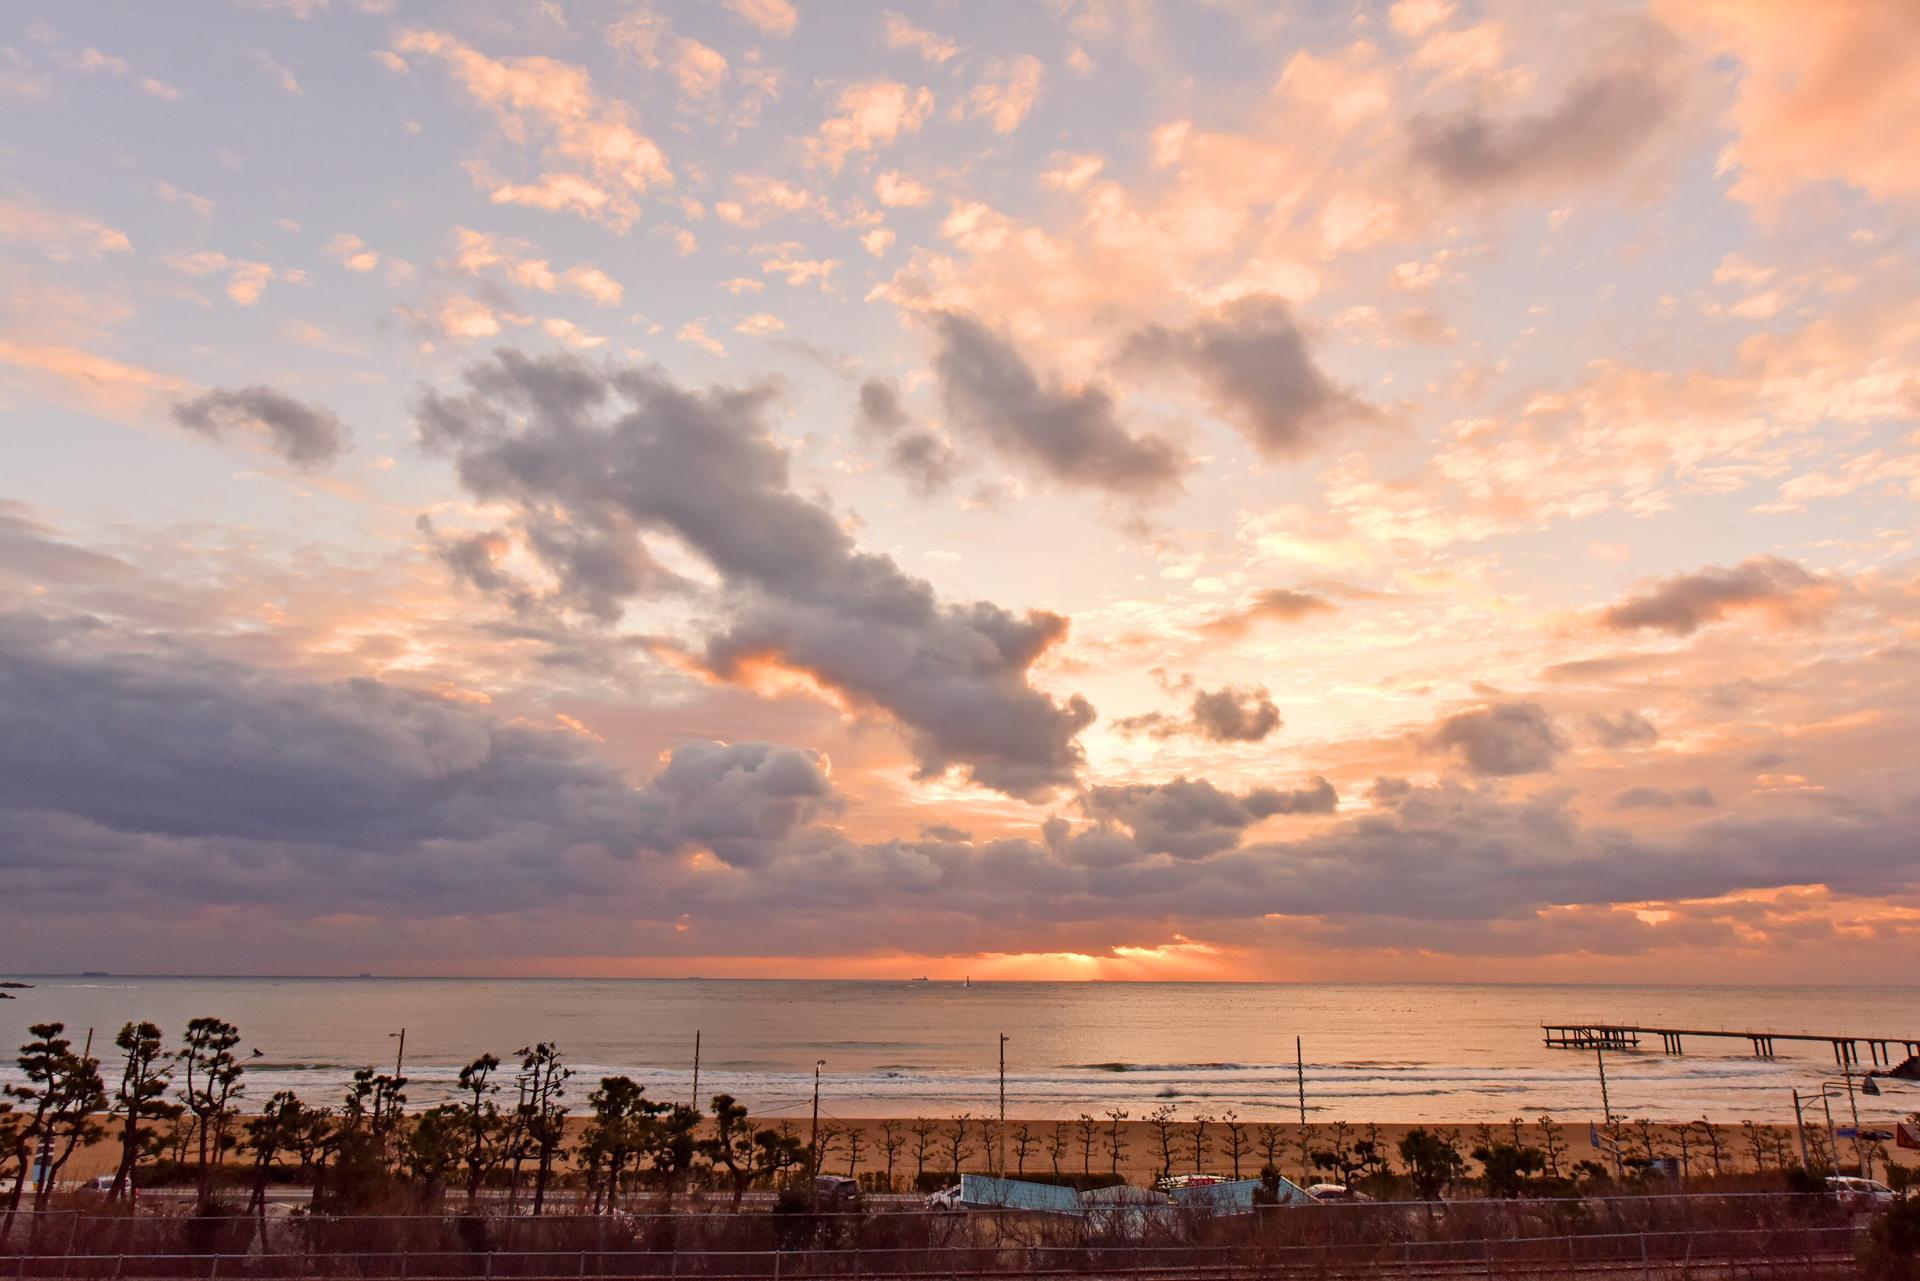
0,1018 -> 819,1228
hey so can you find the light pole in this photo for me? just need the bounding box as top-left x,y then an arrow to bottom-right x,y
389,1028 -> 406,1078
809,1059 -> 825,1202
998,1034 -> 1010,1173
1296,1037 -> 1306,1126
1595,1045 -> 1622,1179
1801,1073 -> 1881,1177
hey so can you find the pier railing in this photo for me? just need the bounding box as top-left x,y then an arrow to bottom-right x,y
1542,1022 -> 1920,1066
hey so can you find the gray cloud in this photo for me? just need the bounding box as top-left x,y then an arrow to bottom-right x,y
0,612 -> 837,916
1599,556 -> 1829,635
856,377 -> 957,493
416,348 -> 1095,799
931,311 -> 1186,496
1586,709 -> 1658,749
1126,294 -> 1377,458
1426,701 -> 1564,776
1408,23 -> 1681,195
172,385 -> 351,468
1612,785 -> 1716,810
1189,686 -> 1283,742
1114,684 -> 1282,743
1076,775 -> 1336,861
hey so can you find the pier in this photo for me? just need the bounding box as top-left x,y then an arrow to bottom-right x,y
1542,1023 -> 1920,1066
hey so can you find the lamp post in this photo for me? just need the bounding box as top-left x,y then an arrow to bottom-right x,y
809,1059 -> 826,1204
1807,1072 -> 1881,1177
388,1028 -> 405,1078
998,1034 -> 1010,1173
1595,1045 -> 1622,1179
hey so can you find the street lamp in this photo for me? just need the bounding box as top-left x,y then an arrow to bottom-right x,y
388,1029 -> 406,1078
998,1034 -> 1010,1173
1794,1071 -> 1883,1177
809,1059 -> 826,1204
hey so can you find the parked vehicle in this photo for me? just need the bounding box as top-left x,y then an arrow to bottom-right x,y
925,1184 -> 963,1211
1827,1175 -> 1896,1209
1306,1183 -> 1373,1203
813,1174 -> 862,1206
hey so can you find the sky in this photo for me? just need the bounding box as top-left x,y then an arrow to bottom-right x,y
2,0 -> 1918,982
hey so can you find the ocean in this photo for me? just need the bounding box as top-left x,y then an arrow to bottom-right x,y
1,977 -> 1913,1124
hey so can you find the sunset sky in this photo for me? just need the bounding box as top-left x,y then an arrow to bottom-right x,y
2,0 -> 1918,981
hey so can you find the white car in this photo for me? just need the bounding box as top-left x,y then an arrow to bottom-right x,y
924,1184 -> 964,1211
1827,1176 -> 1896,1209
1306,1183 -> 1372,1203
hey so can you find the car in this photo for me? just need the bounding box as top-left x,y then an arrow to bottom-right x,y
924,1184 -> 963,1211
83,1175 -> 118,1192
1306,1183 -> 1373,1203
813,1174 -> 862,1206
1827,1176 -> 1896,1209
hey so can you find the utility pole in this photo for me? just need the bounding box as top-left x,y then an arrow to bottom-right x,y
999,1033 -> 1010,1172
691,1031 -> 701,1111
1296,1037 -> 1306,1125
1596,1046 -> 1621,1178
1843,1064 -> 1865,1177
809,1059 -> 825,1204
391,1028 -> 406,1077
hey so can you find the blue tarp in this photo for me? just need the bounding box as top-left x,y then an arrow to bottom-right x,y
956,1174 -> 1085,1213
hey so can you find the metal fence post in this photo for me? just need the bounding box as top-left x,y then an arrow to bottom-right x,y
1641,1230 -> 1651,1281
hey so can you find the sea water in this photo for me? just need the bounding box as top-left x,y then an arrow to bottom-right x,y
1,976 -> 1913,1123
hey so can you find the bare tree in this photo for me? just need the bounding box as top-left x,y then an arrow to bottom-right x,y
910,1119 -> 938,1184
1104,1108 -> 1130,1176
1696,1118 -> 1727,1176
1149,1105 -> 1179,1179
1075,1113 -> 1100,1176
941,1115 -> 974,1178
844,1124 -> 867,1178
1221,1110 -> 1249,1179
817,1122 -> 845,1178
1673,1123 -> 1697,1181
1190,1113 -> 1212,1174
1012,1124 -> 1037,1176
1046,1122 -> 1067,1176
1536,1115 -> 1568,1177
1256,1124 -> 1287,1172
879,1120 -> 907,1191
